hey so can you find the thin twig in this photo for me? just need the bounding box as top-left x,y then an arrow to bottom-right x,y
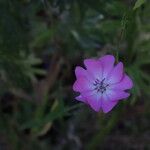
33,53 -> 63,103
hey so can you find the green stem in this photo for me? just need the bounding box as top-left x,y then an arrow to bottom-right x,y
87,103 -> 125,150
31,94 -> 48,135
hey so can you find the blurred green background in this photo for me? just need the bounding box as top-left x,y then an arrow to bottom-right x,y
0,0 -> 150,149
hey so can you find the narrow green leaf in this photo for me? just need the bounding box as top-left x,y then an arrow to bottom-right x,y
133,0 -> 146,10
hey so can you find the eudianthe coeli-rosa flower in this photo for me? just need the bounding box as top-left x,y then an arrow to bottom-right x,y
73,55 -> 133,113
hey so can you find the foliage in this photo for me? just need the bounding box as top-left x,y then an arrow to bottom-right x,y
133,0 -> 146,10
0,0 -> 149,149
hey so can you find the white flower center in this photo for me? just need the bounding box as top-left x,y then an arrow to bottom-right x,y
93,78 -> 109,93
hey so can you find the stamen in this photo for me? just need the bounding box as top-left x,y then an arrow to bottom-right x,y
93,78 -> 109,93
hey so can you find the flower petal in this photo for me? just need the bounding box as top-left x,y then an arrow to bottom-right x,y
84,59 -> 103,80
102,94 -> 118,113
75,66 -> 87,77
106,89 -> 130,101
75,95 -> 87,103
107,62 -> 124,84
81,91 -> 102,112
73,77 -> 93,92
99,55 -> 115,78
75,66 -> 94,81
110,74 -> 133,90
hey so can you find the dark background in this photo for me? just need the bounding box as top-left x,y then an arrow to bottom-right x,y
0,0 -> 150,149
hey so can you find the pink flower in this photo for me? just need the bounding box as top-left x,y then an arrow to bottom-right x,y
73,55 -> 133,113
